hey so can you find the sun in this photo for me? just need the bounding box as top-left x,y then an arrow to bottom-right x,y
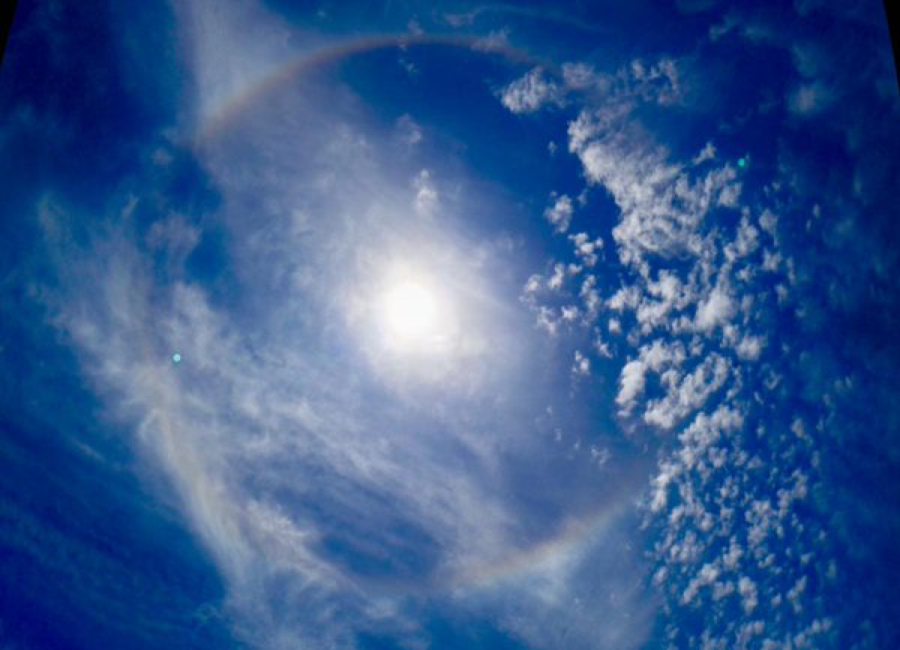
382,280 -> 439,342
360,261 -> 462,360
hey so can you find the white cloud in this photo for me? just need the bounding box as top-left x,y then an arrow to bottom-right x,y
788,81 -> 833,115
634,270 -> 692,334
643,354 -> 731,429
738,576 -> 759,614
176,0 -> 295,131
617,359 -> 648,412
396,114 -> 423,146
544,194 -> 574,232
500,67 -> 564,114
502,50 -> 688,119
534,306 -> 560,336
682,561 -> 720,604
693,142 -> 717,165
569,232 -> 603,267
695,285 -> 735,331
725,215 -> 760,261
590,445 -> 610,466
572,350 -> 591,376
514,56 -> 826,644
580,275 -> 603,322
498,42 -> 853,650
608,285 -> 641,313
758,208 -> 778,236
523,273 -> 543,296
616,340 -> 687,414
628,57 -> 684,106
787,576 -> 808,613
735,334 -> 765,361
547,262 -> 567,291
561,62 -> 608,92
567,109 -> 741,270
677,405 -> 744,473
558,305 -> 578,322
413,168 -> 439,215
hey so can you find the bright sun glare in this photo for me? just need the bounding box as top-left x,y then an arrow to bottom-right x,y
383,280 -> 439,341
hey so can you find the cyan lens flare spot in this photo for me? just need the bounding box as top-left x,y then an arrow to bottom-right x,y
172,352 -> 182,364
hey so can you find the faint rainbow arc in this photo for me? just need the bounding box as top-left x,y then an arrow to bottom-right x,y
194,32 -> 536,144
187,29 -> 632,594
448,495 -> 633,592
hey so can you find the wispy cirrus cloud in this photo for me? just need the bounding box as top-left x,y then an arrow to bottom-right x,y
31,4 -> 658,649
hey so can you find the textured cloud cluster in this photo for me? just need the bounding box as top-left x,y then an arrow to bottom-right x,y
500,67 -> 564,113
501,3 -> 900,646
501,56 -> 685,117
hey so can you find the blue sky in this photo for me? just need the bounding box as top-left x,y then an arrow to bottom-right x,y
1,1 -> 899,649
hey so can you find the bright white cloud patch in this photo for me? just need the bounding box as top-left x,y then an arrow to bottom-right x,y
500,67 -> 564,113
695,285 -> 735,331
544,194 -> 574,232
501,47 -> 855,650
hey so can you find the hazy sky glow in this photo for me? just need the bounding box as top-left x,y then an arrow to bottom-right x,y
1,2 -> 899,650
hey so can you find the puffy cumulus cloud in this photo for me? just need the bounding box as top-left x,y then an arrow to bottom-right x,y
499,67 -> 564,114
569,232 -> 603,267
616,340 -> 687,415
737,576 -> 759,614
643,354 -> 730,430
547,262 -> 568,291
734,334 -> 765,361
503,40 -> 885,650
544,193 -> 574,232
617,359 -> 648,411
725,215 -> 761,262
572,350 -> 591,377
562,57 -> 686,107
634,271 -> 694,334
519,256 -> 591,336
566,108 -> 742,272
695,285 -> 735,331
693,141 -> 717,165
500,55 -> 688,121
413,168 -> 439,216
627,57 -> 684,106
